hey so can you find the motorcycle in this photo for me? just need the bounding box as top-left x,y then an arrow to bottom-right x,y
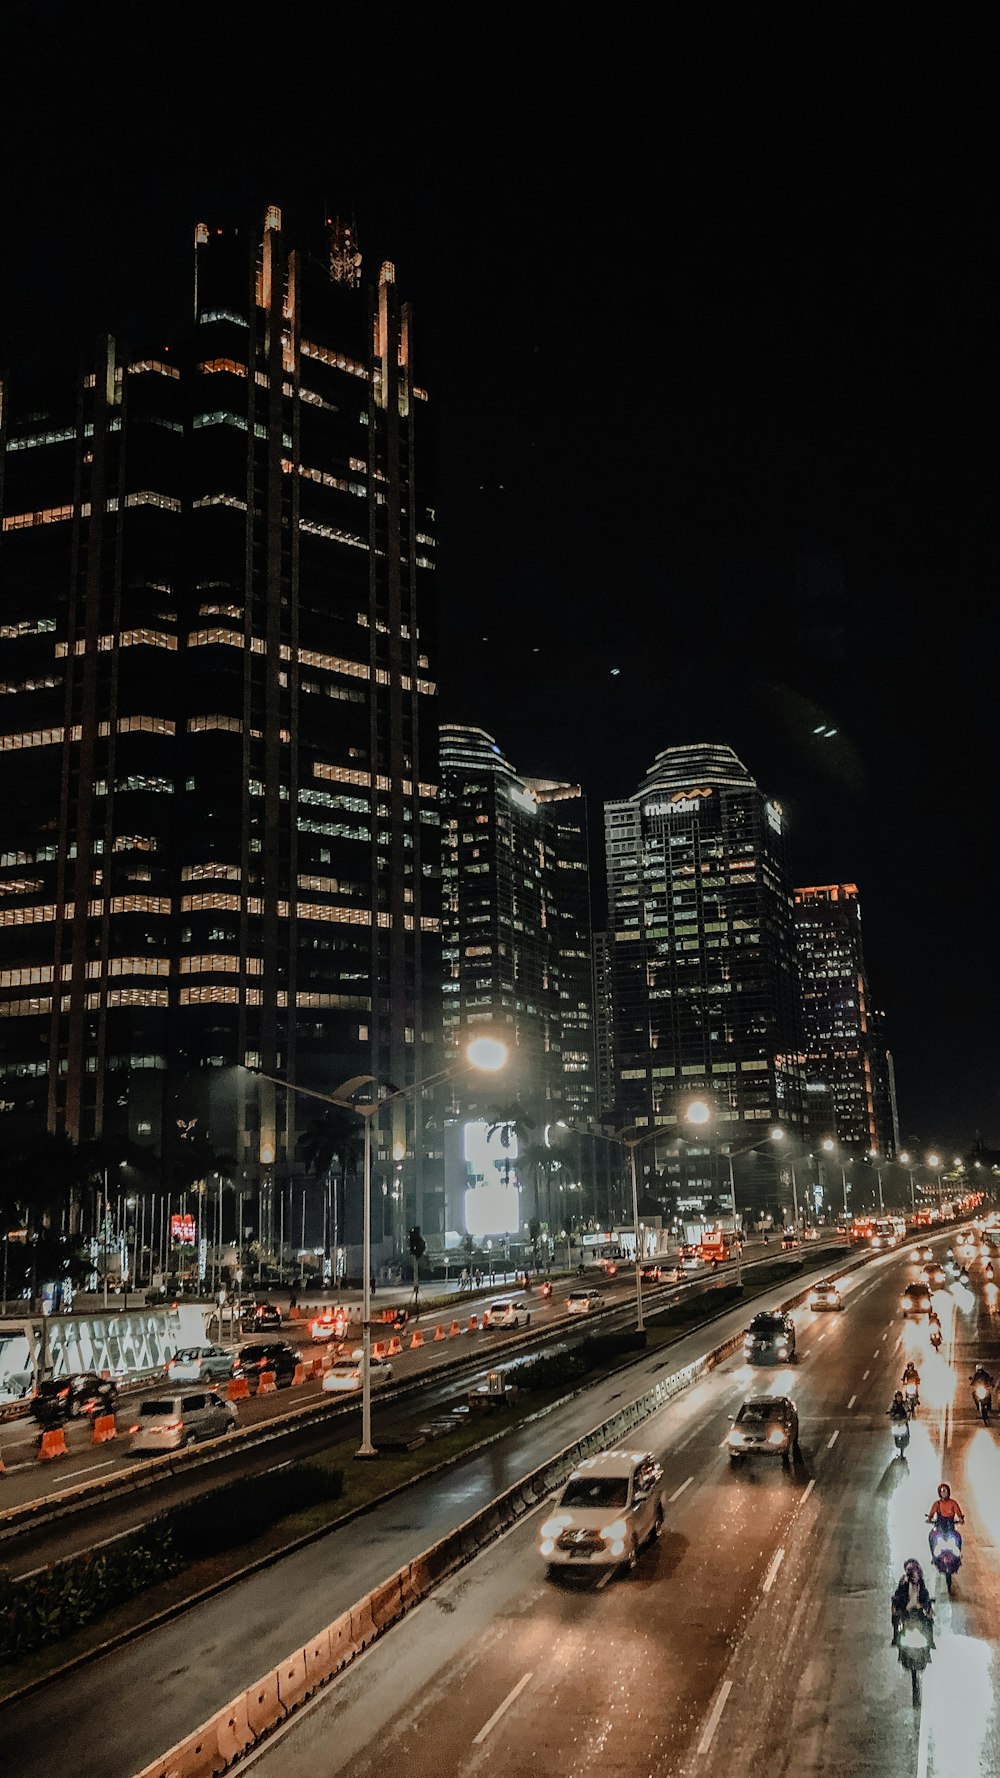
895,1612 -> 934,1705
929,1524 -> 962,1596
929,1327 -> 942,1353
972,1382 -> 992,1424
892,1419 -> 910,1458
539,1280 -> 552,1300
903,1380 -> 920,1417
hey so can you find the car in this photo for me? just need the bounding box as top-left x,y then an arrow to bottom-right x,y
482,1298 -> 532,1330
322,1358 -> 394,1392
239,1300 -> 282,1332
539,1448 -> 664,1572
781,1232 -> 799,1250
919,1246 -> 934,1263
166,1344 -> 235,1384
129,1389 -> 237,1452
233,1341 -> 302,1389
921,1263 -> 947,1291
901,1282 -> 932,1316
743,1312 -> 797,1363
727,1395 -> 800,1468
566,1289 -> 605,1314
309,1309 -> 350,1342
678,1246 -> 702,1271
808,1280 -> 843,1311
30,1372 -> 118,1425
641,1264 -> 673,1283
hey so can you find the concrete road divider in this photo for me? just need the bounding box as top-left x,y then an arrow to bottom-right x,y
36,1428 -> 68,1462
227,1376 -> 249,1402
92,1413 -> 117,1444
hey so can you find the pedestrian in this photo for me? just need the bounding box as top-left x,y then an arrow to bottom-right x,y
460,1267 -> 469,1293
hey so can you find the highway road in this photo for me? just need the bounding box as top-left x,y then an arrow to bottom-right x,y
230,1238 -> 1000,1778
5,1230 -> 989,1770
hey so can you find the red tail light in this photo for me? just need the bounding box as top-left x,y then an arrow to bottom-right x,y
129,1423 -> 140,1434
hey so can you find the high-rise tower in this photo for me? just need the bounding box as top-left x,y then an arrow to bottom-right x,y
0,208 -> 441,1230
793,883 -> 893,1155
605,743 -> 805,1219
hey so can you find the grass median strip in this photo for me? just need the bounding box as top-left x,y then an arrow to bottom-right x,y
0,1249 -> 830,1703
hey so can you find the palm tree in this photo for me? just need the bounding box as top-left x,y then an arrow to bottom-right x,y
517,1140 -> 563,1226
485,1103 -> 535,1189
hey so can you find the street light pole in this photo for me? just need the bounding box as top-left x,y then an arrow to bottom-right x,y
624,1139 -> 645,1334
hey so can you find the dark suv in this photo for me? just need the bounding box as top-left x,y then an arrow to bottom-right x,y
30,1373 -> 118,1425
233,1342 -> 301,1390
743,1312 -> 796,1363
239,1301 -> 282,1332
727,1395 -> 800,1468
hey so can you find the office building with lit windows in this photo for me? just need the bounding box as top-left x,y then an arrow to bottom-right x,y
439,724 -> 596,1230
0,207 -> 442,1231
605,743 -> 805,1221
793,882 -> 894,1155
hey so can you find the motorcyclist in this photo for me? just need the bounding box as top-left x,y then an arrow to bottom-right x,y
888,1392 -> 911,1450
985,1262 -> 995,1283
929,1314 -> 942,1351
927,1483 -> 964,1554
970,1363 -> 995,1390
960,1264 -> 970,1284
891,1558 -> 935,1650
902,1361 -> 921,1411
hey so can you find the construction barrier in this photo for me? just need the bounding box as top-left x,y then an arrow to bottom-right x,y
409,1330 -> 424,1350
257,1369 -> 277,1395
227,1376 -> 250,1401
449,1320 -> 461,1337
288,1306 -> 301,1321
433,1325 -> 446,1342
387,1336 -> 402,1357
372,1341 -> 387,1361
37,1427 -> 68,1461
292,1364 -> 306,1387
92,1413 -> 117,1444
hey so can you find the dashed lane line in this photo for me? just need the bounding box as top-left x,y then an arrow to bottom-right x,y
697,1680 -> 733,1757
669,1476 -> 693,1503
473,1672 -> 533,1745
848,1394 -> 857,1409
827,1429 -> 840,1450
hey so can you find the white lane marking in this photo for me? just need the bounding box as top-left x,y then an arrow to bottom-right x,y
827,1429 -> 839,1450
916,1677 -> 930,1778
54,1459 -> 118,1482
762,1546 -> 785,1593
798,1478 -> 816,1508
847,1395 -> 857,1409
473,1671 -> 533,1744
873,1349 -> 881,1358
595,1568 -> 614,1591
893,1336 -> 902,1352
669,1476 -> 693,1503
676,1426 -> 700,1451
863,1369 -> 870,1379
697,1679 -> 733,1756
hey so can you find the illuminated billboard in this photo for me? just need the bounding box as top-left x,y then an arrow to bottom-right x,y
462,1119 -> 521,1237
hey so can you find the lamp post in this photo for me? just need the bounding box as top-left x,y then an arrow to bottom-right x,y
927,1153 -> 942,1213
244,1036 -> 506,1459
685,1101 -> 797,1284
867,1150 -> 884,1212
822,1139 -> 850,1216
898,1151 -> 916,1214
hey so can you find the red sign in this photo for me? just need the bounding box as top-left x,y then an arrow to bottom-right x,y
171,1214 -> 196,1245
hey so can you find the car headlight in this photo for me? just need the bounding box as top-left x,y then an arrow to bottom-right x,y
600,1519 -> 627,1542
777,1346 -> 788,1357
767,1427 -> 786,1446
728,1429 -> 745,1446
540,1514 -> 570,1538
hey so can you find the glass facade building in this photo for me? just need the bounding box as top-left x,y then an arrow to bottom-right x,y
0,208 -> 441,1228
794,882 -> 894,1156
605,743 -> 805,1220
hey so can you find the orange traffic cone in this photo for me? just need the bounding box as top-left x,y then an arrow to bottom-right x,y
433,1324 -> 446,1341
409,1329 -> 424,1350
387,1335 -> 403,1356
449,1320 -> 461,1337
468,1315 -> 479,1332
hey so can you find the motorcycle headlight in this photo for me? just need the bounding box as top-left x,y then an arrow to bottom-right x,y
900,1627 -> 928,1649
600,1519 -> 627,1542
975,1385 -> 987,1399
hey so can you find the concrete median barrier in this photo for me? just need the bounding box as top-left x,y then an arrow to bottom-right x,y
214,1694 -> 254,1765
244,1671 -> 285,1739
303,1627 -> 334,1691
275,1648 -> 310,1713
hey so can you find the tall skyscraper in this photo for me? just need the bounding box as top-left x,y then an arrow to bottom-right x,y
439,724 -> 596,1229
591,930 -> 615,1117
605,743 -> 805,1218
794,883 -> 892,1155
0,207 -> 441,1223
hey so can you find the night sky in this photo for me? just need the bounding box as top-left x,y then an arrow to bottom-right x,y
2,5 -> 995,1146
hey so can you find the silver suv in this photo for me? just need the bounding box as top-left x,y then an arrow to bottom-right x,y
539,1448 -> 664,1573
129,1390 -> 237,1453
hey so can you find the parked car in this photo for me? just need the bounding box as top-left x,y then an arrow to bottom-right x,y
727,1395 -> 800,1468
539,1449 -> 664,1572
322,1358 -> 394,1393
566,1289 -> 605,1314
166,1344 -> 235,1384
482,1298 -> 532,1330
30,1373 -> 118,1425
239,1300 -> 282,1332
232,1341 -> 301,1389
743,1311 -> 797,1363
807,1280 -> 843,1312
129,1389 -> 237,1453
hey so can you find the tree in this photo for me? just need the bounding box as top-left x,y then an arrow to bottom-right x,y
517,1140 -> 562,1226
528,1215 -> 541,1268
485,1103 -> 535,1188
298,1110 -> 362,1283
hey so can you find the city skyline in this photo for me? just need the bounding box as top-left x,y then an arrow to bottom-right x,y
0,6 -> 995,1150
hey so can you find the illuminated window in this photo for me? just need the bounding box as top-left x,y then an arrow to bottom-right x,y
0,878 -> 43,896
299,519 -> 367,551
0,726 -> 81,751
0,965 -> 54,987
313,763 -> 372,788
128,359 -> 180,379
198,310 -> 248,328
181,863 -> 241,882
0,904 -> 62,926
0,996 -> 52,1017
124,492 -> 181,512
179,955 -> 262,975
2,504 -> 81,531
197,359 -> 247,377
179,985 -> 240,1005
188,714 -> 242,733
107,896 -> 171,915
192,494 -> 249,512
106,988 -> 169,1009
300,340 -> 369,379
188,629 -> 243,648
0,618 -> 57,640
